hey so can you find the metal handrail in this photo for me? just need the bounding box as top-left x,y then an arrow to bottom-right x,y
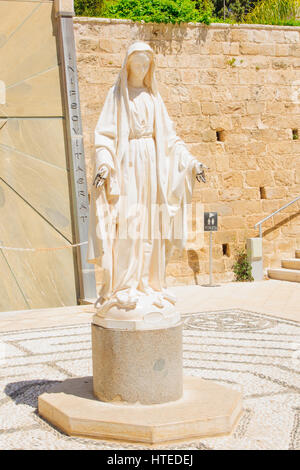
254,195 -> 300,238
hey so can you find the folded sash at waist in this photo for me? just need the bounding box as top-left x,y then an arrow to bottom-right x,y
129,134 -> 154,141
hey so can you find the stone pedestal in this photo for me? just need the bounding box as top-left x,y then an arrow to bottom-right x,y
38,376 -> 242,444
38,311 -> 243,443
92,322 -> 183,404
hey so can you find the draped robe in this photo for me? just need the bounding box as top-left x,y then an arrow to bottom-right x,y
88,43 -> 201,306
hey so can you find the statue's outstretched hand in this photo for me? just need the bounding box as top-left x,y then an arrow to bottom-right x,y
93,165 -> 109,188
193,161 -> 209,184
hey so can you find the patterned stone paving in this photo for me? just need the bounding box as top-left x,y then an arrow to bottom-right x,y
0,309 -> 299,450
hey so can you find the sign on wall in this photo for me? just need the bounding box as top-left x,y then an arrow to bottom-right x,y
204,212 -> 218,232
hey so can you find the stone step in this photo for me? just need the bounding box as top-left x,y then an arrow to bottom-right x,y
281,258 -> 300,270
296,250 -> 300,259
268,268 -> 300,283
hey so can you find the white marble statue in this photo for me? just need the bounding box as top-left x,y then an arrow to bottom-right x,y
88,42 -> 207,326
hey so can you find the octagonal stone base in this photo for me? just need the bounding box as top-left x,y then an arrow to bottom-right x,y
38,376 -> 242,444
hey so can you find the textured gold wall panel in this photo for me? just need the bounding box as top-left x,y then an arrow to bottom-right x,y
0,66 -> 63,117
0,249 -> 29,311
0,3 -> 58,87
0,118 -> 67,169
0,1 -> 37,47
0,120 -> 72,240
0,0 -> 78,311
0,180 -> 77,309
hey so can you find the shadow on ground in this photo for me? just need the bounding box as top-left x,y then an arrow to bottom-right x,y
4,380 -> 62,408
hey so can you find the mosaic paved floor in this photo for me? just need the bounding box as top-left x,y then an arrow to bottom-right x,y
0,309 -> 299,450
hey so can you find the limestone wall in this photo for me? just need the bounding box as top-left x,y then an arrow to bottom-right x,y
74,18 -> 300,285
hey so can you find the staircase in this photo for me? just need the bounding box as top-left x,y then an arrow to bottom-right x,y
268,250 -> 300,283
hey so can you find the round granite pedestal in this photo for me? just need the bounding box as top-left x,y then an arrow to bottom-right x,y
92,322 -> 183,404
38,315 -> 243,444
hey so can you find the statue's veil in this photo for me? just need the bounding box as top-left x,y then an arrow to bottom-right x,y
116,41 -> 158,94
113,42 -> 158,133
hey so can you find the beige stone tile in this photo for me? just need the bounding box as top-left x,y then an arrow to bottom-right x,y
0,66 -> 63,117
0,2 -> 58,87
0,144 -> 72,240
0,1 -> 38,48
0,305 -> 94,332
0,180 -> 77,311
0,118 -> 67,170
1,280 -> 298,330
170,281 -> 300,322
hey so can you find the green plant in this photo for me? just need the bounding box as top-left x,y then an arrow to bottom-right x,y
103,0 -> 214,24
212,0 -> 256,21
232,247 -> 254,282
74,0 -> 104,16
245,0 -> 300,25
227,57 -> 236,66
74,0 -> 300,26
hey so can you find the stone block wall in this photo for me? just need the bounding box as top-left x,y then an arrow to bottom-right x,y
73,18 -> 300,286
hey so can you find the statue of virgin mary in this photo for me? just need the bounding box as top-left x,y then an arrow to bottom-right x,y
88,42 -> 206,324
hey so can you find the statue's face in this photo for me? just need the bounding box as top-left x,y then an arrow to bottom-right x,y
128,51 -> 151,81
